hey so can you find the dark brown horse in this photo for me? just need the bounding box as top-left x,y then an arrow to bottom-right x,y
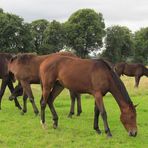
114,62 -> 148,87
8,52 -> 82,117
0,53 -> 21,110
40,55 -> 137,137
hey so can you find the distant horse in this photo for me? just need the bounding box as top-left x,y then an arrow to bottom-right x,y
114,62 -> 148,87
8,52 -> 82,117
39,56 -> 137,137
0,53 -> 21,110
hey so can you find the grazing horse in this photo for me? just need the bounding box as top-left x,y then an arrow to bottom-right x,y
8,52 -> 82,117
0,53 -> 21,110
40,56 -> 137,137
114,62 -> 148,87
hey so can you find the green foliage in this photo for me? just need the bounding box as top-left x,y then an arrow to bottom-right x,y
43,20 -> 65,54
0,8 -> 3,13
64,9 -> 105,58
0,12 -> 33,53
134,27 -> 148,64
102,25 -> 134,63
30,19 -> 49,54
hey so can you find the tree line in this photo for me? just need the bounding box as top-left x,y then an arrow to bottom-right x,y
0,8 -> 147,64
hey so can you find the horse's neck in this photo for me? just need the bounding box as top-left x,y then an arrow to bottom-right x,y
38,55 -> 49,64
143,67 -> 148,77
110,74 -> 132,112
111,88 -> 130,112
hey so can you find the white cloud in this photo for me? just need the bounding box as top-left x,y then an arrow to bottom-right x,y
0,0 -> 148,31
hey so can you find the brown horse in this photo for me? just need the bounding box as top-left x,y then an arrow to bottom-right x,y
114,62 -> 148,87
0,53 -> 21,110
40,55 -> 137,137
8,52 -> 82,116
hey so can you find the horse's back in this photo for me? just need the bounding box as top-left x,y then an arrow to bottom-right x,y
124,63 -> 145,76
40,56 -> 112,93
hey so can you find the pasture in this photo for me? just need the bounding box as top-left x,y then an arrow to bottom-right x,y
0,76 -> 147,148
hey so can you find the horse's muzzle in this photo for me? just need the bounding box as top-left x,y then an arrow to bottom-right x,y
128,130 -> 137,137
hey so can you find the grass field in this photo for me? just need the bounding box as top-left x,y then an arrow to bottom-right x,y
0,76 -> 147,148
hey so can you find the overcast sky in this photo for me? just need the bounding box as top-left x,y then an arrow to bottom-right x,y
1,0 -> 148,32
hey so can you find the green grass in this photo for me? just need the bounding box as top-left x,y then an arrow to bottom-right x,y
0,76 -> 148,148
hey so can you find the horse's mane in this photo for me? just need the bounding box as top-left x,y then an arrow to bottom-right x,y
0,53 -> 13,60
55,51 -> 77,58
97,59 -> 133,104
11,53 -> 37,64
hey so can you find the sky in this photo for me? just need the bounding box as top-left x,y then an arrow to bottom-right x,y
1,0 -> 148,32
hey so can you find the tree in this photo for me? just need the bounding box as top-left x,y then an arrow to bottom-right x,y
102,25 -> 134,63
0,11 -> 33,53
30,19 -> 49,54
0,8 -> 3,13
64,9 -> 105,58
134,27 -> 148,64
43,20 -> 65,54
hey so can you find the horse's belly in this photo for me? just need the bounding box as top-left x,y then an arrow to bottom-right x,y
58,77 -> 91,93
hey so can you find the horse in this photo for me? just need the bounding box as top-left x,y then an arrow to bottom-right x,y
39,55 -> 137,137
0,53 -> 21,110
8,52 -> 82,117
114,62 -> 148,87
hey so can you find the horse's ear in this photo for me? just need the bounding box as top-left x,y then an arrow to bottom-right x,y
134,103 -> 140,108
10,55 -> 17,63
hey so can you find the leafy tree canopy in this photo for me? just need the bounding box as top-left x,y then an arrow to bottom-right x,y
64,9 -> 105,58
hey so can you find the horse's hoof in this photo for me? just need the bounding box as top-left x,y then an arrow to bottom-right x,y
107,133 -> 112,138
96,129 -> 102,135
77,111 -> 82,116
40,120 -> 47,129
34,110 -> 39,116
53,123 -> 58,129
77,113 -> 81,116
42,124 -> 47,129
68,114 -> 73,118
20,111 -> 25,115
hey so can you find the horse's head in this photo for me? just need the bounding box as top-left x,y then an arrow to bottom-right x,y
9,83 -> 23,101
120,103 -> 137,137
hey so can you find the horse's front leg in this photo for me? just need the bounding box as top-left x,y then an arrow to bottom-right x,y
0,77 -> 9,110
135,75 -> 141,88
7,80 -> 22,110
94,102 -> 101,134
20,80 -> 39,115
94,92 -> 112,137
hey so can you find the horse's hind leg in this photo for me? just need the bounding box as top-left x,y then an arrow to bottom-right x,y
21,93 -> 28,115
135,75 -> 141,88
68,91 -> 76,118
68,91 -> 82,117
94,92 -> 112,137
0,78 -> 9,110
7,80 -> 22,110
94,102 -> 101,134
47,82 -> 64,128
20,80 -> 39,115
76,93 -> 82,116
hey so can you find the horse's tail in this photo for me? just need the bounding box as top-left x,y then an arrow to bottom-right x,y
143,66 -> 148,77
